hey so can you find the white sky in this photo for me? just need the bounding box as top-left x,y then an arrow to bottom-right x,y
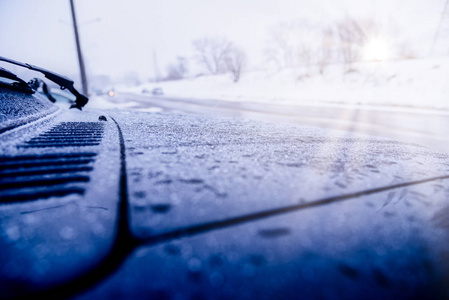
0,0 -> 446,85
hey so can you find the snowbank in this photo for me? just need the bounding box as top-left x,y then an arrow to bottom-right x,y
119,57 -> 449,110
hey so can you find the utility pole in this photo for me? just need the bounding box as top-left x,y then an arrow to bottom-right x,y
69,0 -> 89,96
153,50 -> 161,82
430,0 -> 449,56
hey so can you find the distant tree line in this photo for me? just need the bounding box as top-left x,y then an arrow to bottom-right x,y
161,37 -> 247,83
265,17 -> 415,77
156,16 -> 415,83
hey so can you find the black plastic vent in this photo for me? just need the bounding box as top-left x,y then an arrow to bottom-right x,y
21,122 -> 104,148
0,152 -> 97,203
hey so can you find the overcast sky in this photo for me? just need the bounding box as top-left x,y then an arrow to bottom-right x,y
0,0 -> 446,85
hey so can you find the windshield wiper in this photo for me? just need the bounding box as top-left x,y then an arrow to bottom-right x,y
0,67 -> 34,93
0,56 -> 88,110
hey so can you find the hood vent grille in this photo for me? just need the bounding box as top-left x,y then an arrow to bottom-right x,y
21,122 -> 104,148
0,152 -> 97,203
1,122 -> 105,203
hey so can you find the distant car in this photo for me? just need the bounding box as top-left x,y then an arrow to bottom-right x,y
92,88 -> 105,96
108,89 -> 117,97
152,87 -> 163,95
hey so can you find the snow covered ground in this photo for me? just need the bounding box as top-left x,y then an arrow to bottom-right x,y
97,57 -> 449,111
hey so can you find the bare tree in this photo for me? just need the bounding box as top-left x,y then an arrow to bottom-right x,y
335,18 -> 365,72
264,21 -> 321,78
225,45 -> 247,82
335,18 -> 382,71
192,37 -> 232,74
317,27 -> 335,74
264,23 -> 297,70
165,56 -> 188,80
297,43 -> 312,78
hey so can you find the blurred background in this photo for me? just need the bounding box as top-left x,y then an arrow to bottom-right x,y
1,0 -> 448,108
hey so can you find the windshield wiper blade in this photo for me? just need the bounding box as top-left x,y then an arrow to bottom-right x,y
0,67 -> 34,93
0,56 -> 88,110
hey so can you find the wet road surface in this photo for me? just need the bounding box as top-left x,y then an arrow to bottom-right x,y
113,93 -> 449,153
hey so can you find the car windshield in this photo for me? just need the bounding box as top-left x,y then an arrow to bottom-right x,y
1,1 -> 449,299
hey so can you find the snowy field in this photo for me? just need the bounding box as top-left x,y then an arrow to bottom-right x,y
95,57 -> 449,111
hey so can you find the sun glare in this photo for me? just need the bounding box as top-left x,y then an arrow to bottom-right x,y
362,37 -> 391,61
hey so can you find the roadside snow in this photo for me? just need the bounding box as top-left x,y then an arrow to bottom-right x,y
115,57 -> 448,110
87,96 -> 138,110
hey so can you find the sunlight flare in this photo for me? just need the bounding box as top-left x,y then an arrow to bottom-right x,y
362,37 -> 392,61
